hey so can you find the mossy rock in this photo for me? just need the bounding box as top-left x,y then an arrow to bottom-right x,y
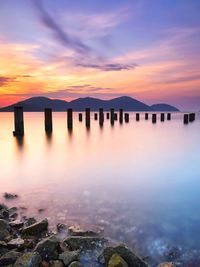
108,254 -> 128,267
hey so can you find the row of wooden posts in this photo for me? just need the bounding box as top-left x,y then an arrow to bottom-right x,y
12,106 -> 196,136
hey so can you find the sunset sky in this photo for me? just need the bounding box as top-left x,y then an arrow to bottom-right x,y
0,0 -> 200,110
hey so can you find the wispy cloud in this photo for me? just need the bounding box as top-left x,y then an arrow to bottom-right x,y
0,76 -> 16,87
76,63 -> 138,71
33,0 -> 92,55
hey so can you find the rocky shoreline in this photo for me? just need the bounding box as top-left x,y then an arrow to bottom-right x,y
0,197 -> 175,267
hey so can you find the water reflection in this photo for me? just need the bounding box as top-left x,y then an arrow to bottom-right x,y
0,112 -> 200,266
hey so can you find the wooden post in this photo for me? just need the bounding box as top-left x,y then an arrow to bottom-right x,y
152,114 -> 157,123
145,113 -> 149,120
110,108 -> 115,125
85,108 -> 90,128
67,109 -> 73,129
45,108 -> 52,133
106,113 -> 110,119
99,108 -> 104,126
13,106 -> 24,136
167,113 -> 171,120
136,113 -> 140,121
114,113 -> 118,120
119,109 -> 123,124
79,113 -> 83,122
94,113 -> 98,120
189,113 -> 195,122
161,113 -> 165,122
125,113 -> 129,123
184,114 -> 189,124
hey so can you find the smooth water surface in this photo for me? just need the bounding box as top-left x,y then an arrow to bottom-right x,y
0,112 -> 200,265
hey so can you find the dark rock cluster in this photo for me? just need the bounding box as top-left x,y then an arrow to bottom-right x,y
0,202 -> 175,267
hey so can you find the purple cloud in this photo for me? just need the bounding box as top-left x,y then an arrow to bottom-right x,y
33,0 -> 92,55
76,62 -> 138,71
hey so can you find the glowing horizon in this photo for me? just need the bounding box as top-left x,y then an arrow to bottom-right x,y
0,0 -> 200,110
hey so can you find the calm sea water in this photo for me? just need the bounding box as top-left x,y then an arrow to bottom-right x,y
0,112 -> 200,265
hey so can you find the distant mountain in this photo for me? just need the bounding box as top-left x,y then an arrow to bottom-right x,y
0,96 -> 179,112
150,103 -> 179,112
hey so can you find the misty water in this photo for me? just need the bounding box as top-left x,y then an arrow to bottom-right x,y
0,112 -> 200,265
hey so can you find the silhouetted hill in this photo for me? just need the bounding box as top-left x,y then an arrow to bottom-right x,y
151,103 -> 179,112
0,96 -> 179,112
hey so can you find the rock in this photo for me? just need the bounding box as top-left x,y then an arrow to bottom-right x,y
57,223 -> 68,233
38,208 -> 45,213
41,260 -> 50,267
14,252 -> 42,267
0,251 -> 22,265
24,217 -> 37,227
68,226 -> 99,237
68,261 -> 83,267
0,208 -> 9,220
64,236 -> 106,250
34,236 -> 59,260
108,254 -> 128,267
9,220 -> 24,228
100,245 -> 148,267
7,238 -> 25,249
58,251 -> 79,266
50,260 -> 64,267
22,219 -> 48,237
0,204 -> 8,210
4,193 -> 18,199
157,263 -> 174,267
0,219 -> 10,241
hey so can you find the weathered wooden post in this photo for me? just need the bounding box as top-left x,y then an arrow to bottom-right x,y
99,108 -> 104,126
45,108 -> 52,133
145,113 -> 149,120
106,113 -> 110,119
184,114 -> 189,124
67,109 -> 73,129
167,113 -> 171,120
114,113 -> 118,120
94,113 -> 98,120
189,113 -> 195,122
13,106 -> 24,136
85,108 -> 90,128
161,113 -> 165,122
79,113 -> 83,122
119,109 -> 123,124
136,113 -> 140,121
152,114 -> 157,123
125,113 -> 129,123
110,108 -> 115,125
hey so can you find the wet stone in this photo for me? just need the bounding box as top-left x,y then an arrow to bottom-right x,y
0,251 -> 22,265
68,261 -> 83,267
24,217 -> 37,227
50,260 -> 64,267
7,238 -> 25,249
58,251 -> 79,266
101,244 -> 148,267
64,236 -> 107,250
108,253 -> 128,267
68,226 -> 99,237
0,219 -> 10,241
14,252 -> 42,267
4,193 -> 18,200
22,219 -> 48,237
34,236 -> 59,260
